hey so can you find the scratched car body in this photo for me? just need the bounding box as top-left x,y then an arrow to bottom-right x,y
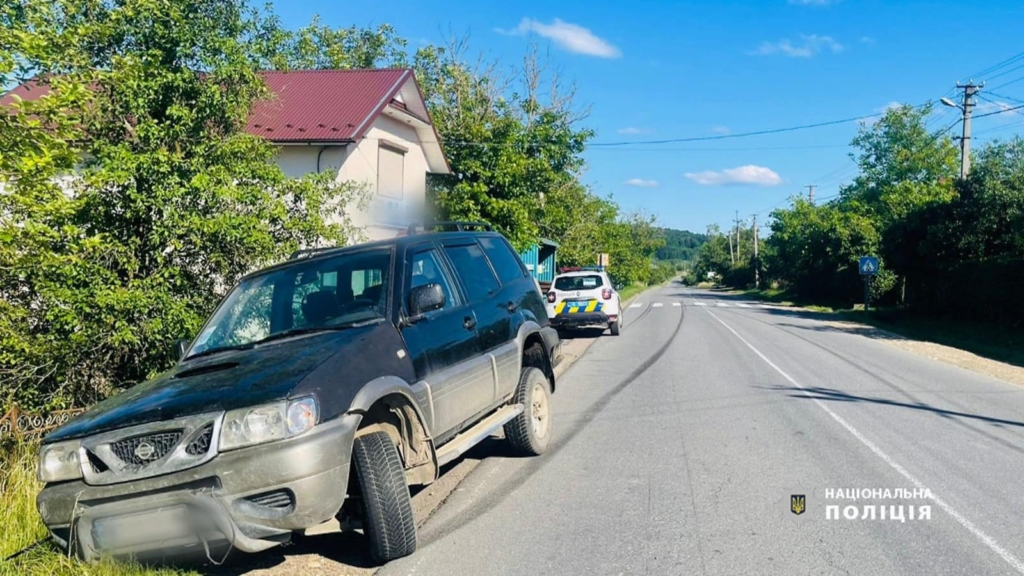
36,224 -> 560,564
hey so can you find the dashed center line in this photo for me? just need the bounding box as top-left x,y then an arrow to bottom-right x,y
693,302 -> 707,307
736,303 -> 750,308
672,302 -> 681,307
652,303 -> 663,308
629,302 -> 643,308
716,303 -> 729,307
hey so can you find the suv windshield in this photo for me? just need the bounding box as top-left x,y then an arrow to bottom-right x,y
188,248 -> 392,358
554,275 -> 604,291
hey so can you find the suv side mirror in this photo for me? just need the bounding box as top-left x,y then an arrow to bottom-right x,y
408,283 -> 445,320
172,338 -> 190,361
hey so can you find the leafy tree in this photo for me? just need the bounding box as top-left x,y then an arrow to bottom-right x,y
252,14 -> 407,70
0,0 -> 365,410
414,42 -> 594,251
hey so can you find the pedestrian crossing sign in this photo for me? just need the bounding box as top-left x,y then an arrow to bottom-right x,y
859,256 -> 879,275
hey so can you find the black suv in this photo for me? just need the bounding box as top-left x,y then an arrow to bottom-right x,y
36,223 -> 561,564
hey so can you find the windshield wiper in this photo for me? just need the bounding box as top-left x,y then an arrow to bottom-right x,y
184,343 -> 255,361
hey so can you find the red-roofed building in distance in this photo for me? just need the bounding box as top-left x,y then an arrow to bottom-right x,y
2,68 -> 451,241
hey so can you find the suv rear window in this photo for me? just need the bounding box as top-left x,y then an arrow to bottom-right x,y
554,275 -> 604,291
479,236 -> 527,284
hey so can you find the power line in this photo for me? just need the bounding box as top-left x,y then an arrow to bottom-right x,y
972,102 -> 1024,119
987,75 -> 1024,92
585,111 -> 902,148
984,90 -> 1024,105
969,50 -> 1024,79
983,61 -> 1024,82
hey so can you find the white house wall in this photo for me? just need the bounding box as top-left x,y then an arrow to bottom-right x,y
272,113 -> 430,243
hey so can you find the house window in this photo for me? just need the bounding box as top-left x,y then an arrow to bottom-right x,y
377,141 -> 405,199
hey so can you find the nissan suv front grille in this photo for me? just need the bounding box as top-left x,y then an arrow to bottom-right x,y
111,430 -> 183,465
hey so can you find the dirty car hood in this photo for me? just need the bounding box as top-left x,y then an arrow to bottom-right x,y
45,328 -> 370,443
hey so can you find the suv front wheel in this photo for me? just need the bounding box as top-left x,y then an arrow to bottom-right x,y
351,430 -> 417,563
504,367 -> 552,455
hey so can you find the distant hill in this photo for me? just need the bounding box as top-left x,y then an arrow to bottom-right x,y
656,228 -> 708,262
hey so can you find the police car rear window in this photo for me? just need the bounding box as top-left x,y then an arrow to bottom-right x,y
554,275 -> 603,291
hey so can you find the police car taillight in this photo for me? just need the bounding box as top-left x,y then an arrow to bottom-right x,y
547,291 -> 556,303
602,288 -> 612,300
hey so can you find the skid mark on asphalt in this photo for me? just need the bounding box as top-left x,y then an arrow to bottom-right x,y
717,308 -> 1024,457
416,299 -> 688,548
704,308 -> 1024,575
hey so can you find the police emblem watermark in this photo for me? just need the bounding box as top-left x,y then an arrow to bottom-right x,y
824,488 -> 933,522
790,494 -> 806,515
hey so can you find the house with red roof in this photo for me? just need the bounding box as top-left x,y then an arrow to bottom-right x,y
252,69 -> 450,240
2,68 -> 450,241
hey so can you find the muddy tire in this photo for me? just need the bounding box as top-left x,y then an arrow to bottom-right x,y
504,367 -> 552,455
352,430 -> 417,563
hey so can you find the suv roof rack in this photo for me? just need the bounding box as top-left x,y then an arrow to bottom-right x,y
558,266 -> 606,273
289,246 -> 340,260
406,221 -> 494,235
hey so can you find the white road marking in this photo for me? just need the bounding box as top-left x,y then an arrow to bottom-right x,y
693,301 -> 707,307
716,302 -> 729,307
736,303 -> 750,308
703,308 -> 1024,575
672,302 -> 682,307
652,303 -> 664,308
629,302 -> 643,308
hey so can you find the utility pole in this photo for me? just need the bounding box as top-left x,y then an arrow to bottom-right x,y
752,214 -> 759,288
734,210 -> 742,263
941,82 -> 981,178
806,184 -> 816,204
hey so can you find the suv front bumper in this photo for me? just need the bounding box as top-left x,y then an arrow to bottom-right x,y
37,413 -> 359,560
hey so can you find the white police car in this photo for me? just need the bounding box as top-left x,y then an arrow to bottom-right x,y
545,267 -> 622,335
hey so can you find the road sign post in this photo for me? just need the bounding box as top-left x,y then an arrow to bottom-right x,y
859,256 -> 879,311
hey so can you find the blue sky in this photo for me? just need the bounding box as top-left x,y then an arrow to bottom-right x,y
271,0 -> 1024,233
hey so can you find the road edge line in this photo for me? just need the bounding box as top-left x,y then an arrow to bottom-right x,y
703,307 -> 1024,575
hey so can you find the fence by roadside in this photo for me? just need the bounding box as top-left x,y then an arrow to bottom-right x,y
0,406 -> 86,440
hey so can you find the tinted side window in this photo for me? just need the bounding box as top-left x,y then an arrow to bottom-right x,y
407,249 -> 458,314
479,237 -> 527,285
443,243 -> 499,302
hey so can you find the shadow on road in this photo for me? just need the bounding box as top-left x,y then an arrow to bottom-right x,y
556,327 -> 607,341
765,384 -> 1024,430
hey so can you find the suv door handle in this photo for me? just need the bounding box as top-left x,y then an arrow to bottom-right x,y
506,300 -> 517,313
463,316 -> 477,330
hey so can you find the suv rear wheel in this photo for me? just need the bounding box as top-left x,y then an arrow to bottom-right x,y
351,430 -> 417,563
504,367 -> 552,455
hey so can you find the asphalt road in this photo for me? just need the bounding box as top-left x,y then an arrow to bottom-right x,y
376,283 -> 1024,576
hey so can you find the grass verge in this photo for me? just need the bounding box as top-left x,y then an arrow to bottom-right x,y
725,286 -> 1024,370
0,440 -> 195,576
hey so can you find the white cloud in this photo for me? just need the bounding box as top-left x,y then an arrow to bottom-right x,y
860,36 -> 876,44
617,126 -> 653,135
751,34 -> 843,58
685,165 -> 783,187
498,18 -> 621,58
711,125 -> 731,135
624,178 -> 658,188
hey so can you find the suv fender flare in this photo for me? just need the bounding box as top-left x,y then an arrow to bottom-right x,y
515,321 -> 558,391
347,375 -> 439,485
347,375 -> 433,434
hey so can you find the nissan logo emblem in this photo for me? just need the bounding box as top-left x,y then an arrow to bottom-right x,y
134,441 -> 156,461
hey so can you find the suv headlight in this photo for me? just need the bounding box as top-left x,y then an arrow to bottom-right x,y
219,397 -> 319,451
38,440 -> 83,483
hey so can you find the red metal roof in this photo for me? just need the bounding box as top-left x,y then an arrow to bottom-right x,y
2,69 -> 415,143
247,68 -> 411,142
